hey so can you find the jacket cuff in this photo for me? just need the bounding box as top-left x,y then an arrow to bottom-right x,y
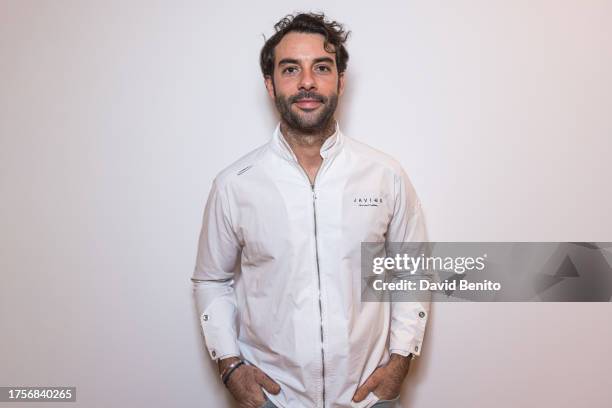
389,304 -> 428,358
199,299 -> 240,361
390,334 -> 422,358
390,349 -> 414,358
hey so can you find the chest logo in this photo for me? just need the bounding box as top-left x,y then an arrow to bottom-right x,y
353,197 -> 383,207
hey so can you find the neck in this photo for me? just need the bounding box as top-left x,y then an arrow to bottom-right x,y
279,118 -> 337,183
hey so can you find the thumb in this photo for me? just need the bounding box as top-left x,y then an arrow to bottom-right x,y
352,375 -> 378,403
255,368 -> 281,395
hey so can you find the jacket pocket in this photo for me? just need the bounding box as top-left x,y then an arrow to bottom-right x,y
371,394 -> 400,407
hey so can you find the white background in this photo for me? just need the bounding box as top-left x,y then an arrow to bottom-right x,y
1,1 -> 611,407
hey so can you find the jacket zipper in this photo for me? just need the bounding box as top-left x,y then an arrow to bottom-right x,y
311,181 -> 326,408
294,161 -> 327,408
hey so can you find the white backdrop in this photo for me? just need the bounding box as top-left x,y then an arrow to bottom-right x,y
1,1 -> 611,407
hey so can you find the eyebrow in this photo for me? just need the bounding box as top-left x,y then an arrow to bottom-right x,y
278,58 -> 299,66
313,57 -> 335,65
277,57 -> 335,66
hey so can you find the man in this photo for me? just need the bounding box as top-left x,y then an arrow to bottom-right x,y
192,12 -> 430,408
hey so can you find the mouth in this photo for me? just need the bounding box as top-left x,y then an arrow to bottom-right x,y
294,99 -> 322,110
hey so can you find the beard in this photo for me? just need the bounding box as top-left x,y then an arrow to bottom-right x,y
274,88 -> 338,133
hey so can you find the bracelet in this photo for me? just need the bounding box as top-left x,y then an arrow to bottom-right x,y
222,361 -> 245,386
219,359 -> 242,380
219,359 -> 243,380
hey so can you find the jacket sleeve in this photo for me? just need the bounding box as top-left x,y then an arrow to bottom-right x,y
385,168 -> 431,358
191,178 -> 242,361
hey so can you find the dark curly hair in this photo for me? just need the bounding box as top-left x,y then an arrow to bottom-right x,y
260,12 -> 350,78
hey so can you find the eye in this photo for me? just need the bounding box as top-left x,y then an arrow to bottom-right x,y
316,65 -> 332,72
282,66 -> 299,74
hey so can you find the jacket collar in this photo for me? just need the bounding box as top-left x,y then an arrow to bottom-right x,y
271,121 -> 345,162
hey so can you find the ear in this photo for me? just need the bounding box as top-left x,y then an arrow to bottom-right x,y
338,72 -> 346,96
264,75 -> 275,99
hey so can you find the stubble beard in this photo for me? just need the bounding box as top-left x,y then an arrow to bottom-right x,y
274,88 -> 338,137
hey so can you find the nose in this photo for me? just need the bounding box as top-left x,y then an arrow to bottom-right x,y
298,69 -> 316,91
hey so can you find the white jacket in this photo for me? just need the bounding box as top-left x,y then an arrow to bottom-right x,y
192,123 -> 430,408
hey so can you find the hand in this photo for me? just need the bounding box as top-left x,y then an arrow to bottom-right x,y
352,353 -> 412,403
219,358 -> 281,408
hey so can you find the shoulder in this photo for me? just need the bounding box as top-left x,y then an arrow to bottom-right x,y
212,142 -> 271,188
343,135 -> 407,177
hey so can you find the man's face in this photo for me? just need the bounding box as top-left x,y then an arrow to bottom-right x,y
265,32 -> 345,133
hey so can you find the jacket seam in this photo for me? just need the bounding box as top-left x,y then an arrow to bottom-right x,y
217,178 -> 242,248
